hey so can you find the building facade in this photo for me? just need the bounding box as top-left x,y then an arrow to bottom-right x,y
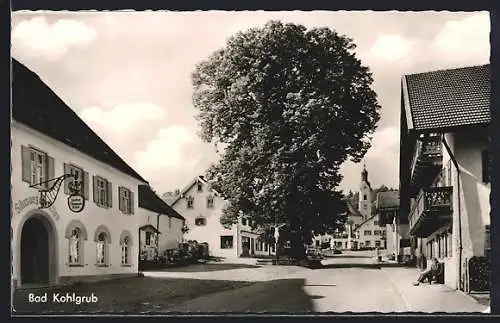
137,185 -> 185,261
11,60 -> 148,287
354,214 -> 386,249
375,190 -> 410,259
170,176 -> 267,259
400,65 -> 491,292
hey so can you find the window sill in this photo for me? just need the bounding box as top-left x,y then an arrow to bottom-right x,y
121,264 -> 132,267
95,264 -> 109,267
68,264 -> 84,267
96,203 -> 111,209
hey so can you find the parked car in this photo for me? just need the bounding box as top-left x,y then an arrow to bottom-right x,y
306,248 -> 323,259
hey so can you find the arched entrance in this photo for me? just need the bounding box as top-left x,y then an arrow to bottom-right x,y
20,215 -> 55,285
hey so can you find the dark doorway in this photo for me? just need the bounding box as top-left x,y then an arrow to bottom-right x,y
250,238 -> 255,255
21,217 -> 50,284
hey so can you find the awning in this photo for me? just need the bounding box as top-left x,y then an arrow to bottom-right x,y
139,224 -> 160,234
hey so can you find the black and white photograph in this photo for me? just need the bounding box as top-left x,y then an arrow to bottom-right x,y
10,9 -> 492,314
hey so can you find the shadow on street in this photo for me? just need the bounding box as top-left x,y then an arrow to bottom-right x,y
12,277 -> 317,314
150,263 -> 261,272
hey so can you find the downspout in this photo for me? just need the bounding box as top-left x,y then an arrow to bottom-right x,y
156,214 -> 160,258
442,134 -> 463,291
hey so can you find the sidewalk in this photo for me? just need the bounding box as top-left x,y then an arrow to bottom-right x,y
381,267 -> 489,313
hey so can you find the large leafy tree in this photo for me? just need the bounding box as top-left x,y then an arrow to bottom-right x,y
192,21 -> 381,244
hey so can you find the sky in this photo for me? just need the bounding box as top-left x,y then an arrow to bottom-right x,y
11,10 -> 490,195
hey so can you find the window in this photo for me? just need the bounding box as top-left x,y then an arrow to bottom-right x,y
168,217 -> 172,229
365,241 -> 371,247
374,230 -> 381,235
119,187 -> 134,214
485,225 -> 490,258
94,176 -> 112,208
187,196 -> 194,208
145,232 -> 152,246
69,228 -> 82,265
197,182 -> 203,192
316,240 -> 320,247
242,218 -> 247,226
30,148 -> 47,187
195,217 -> 206,226
220,236 -> 233,249
96,232 -> 107,266
21,146 -> 54,189
363,194 -> 367,200
121,236 -> 130,265
375,240 -> 381,248
265,243 -> 269,252
364,230 -> 371,236
207,195 -> 214,208
374,221 -> 379,226
482,150 -> 491,184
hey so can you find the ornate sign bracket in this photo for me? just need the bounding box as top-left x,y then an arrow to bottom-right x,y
29,173 -> 81,209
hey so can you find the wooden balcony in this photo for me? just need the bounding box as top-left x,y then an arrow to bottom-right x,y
409,187 -> 453,237
410,136 -> 443,189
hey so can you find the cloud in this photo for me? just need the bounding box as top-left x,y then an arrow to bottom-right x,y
430,12 -> 490,64
134,126 -> 199,172
339,127 -> 400,193
12,16 -> 97,61
365,126 -> 400,158
79,102 -> 167,136
367,35 -> 417,62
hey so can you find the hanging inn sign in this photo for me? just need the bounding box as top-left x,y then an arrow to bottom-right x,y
28,172 -> 85,213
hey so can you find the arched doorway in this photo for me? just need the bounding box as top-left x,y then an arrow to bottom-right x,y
20,217 -> 50,284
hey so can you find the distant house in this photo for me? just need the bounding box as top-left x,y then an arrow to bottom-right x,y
353,214 -> 386,250
376,190 -> 409,259
329,199 -> 364,250
399,64 -> 490,292
137,185 -> 185,261
170,176 -> 267,259
319,167 -> 388,250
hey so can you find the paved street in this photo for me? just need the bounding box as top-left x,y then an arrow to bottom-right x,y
14,251 -> 488,314
145,250 -> 488,313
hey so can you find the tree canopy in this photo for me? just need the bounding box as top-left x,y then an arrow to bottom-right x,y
191,21 -> 381,243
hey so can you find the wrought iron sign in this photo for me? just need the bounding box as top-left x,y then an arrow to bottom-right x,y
29,173 -> 85,213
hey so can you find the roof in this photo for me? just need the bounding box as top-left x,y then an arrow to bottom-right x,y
138,185 -> 185,220
11,59 -> 148,183
345,199 -> 363,217
402,64 -> 490,131
139,224 -> 161,234
170,175 -> 219,206
354,213 -> 379,231
376,190 -> 400,210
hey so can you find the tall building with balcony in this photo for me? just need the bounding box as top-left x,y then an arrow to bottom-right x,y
399,65 -> 490,293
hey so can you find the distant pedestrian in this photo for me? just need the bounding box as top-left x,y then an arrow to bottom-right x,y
376,247 -> 382,262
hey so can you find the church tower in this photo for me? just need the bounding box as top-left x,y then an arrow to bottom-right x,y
358,164 -> 372,220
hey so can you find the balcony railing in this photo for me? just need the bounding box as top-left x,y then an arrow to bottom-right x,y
409,186 -> 453,237
410,136 -> 443,187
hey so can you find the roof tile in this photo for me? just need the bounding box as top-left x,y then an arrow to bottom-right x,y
404,64 -> 490,130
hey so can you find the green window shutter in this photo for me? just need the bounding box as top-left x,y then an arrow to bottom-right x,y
21,145 -> 31,183
130,190 -> 134,215
93,176 -> 98,204
83,171 -> 89,200
63,163 -> 71,194
107,181 -> 113,208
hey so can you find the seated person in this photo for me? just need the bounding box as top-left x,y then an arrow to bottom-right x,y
413,258 -> 443,286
